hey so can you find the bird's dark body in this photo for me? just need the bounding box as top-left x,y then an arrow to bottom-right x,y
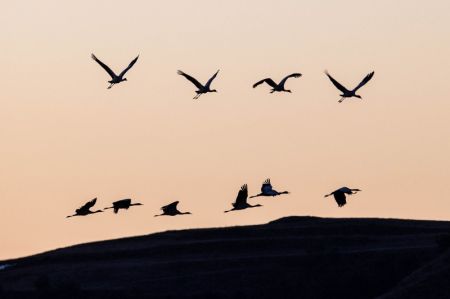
225,184 -> 262,212
249,179 -> 289,198
325,187 -> 361,207
178,70 -> 219,99
103,199 -> 143,214
67,198 -> 103,218
253,73 -> 302,93
91,53 -> 139,89
155,201 -> 191,217
112,199 -> 132,213
325,71 -> 374,102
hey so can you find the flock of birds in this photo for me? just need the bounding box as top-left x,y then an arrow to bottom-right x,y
66,179 -> 361,218
65,54 -> 373,219
90,53 -> 375,102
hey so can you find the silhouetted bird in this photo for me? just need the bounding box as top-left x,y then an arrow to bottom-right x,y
66,198 -> 103,218
325,71 -> 374,103
104,199 -> 143,214
250,179 -> 289,198
154,201 -> 191,217
91,53 -> 139,89
225,184 -> 262,213
177,70 -> 219,99
253,73 -> 302,93
324,187 -> 361,207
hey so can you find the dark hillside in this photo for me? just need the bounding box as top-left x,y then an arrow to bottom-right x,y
1,216 -> 450,299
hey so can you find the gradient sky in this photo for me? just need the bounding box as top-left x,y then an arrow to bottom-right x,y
2,0 -> 450,260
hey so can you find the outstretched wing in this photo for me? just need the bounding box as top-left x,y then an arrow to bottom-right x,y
205,70 -> 219,89
253,78 -> 277,89
91,54 -> 117,79
325,71 -> 350,93
177,70 -> 204,89
79,198 -> 97,211
261,179 -> 273,193
119,55 -> 139,77
235,184 -> 248,206
334,192 -> 347,207
352,71 -> 374,92
162,201 -> 179,213
279,73 -> 302,88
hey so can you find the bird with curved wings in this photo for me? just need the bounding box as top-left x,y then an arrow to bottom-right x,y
225,184 -> 262,213
155,201 -> 192,217
325,71 -> 374,102
66,198 -> 103,218
104,199 -> 143,214
324,187 -> 361,207
177,70 -> 219,99
253,73 -> 302,93
250,179 -> 289,198
91,54 -> 139,89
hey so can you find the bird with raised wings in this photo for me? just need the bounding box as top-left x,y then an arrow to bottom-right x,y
324,187 -> 361,207
91,53 -> 139,89
66,198 -> 103,218
325,71 -> 374,103
104,199 -> 143,214
249,179 -> 289,198
253,73 -> 302,93
154,201 -> 191,217
225,184 -> 262,213
177,70 -> 219,99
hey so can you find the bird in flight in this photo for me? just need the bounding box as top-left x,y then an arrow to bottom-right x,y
250,179 -> 289,198
253,73 -> 302,93
103,199 -> 143,214
66,198 -> 103,218
91,53 -> 139,89
177,70 -> 219,99
154,201 -> 191,217
325,71 -> 374,103
324,187 -> 361,207
225,184 -> 262,213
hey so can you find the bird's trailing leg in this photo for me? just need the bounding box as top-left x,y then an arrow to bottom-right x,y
107,83 -> 114,89
193,93 -> 202,100
338,97 -> 345,103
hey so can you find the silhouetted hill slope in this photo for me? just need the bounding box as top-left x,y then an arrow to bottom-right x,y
1,216 -> 450,299
378,248 -> 450,299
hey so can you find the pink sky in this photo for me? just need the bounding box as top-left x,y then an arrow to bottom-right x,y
1,0 -> 450,259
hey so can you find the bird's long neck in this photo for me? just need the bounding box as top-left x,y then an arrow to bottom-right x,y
249,193 -> 262,198
279,191 -> 289,195
130,203 -> 143,206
